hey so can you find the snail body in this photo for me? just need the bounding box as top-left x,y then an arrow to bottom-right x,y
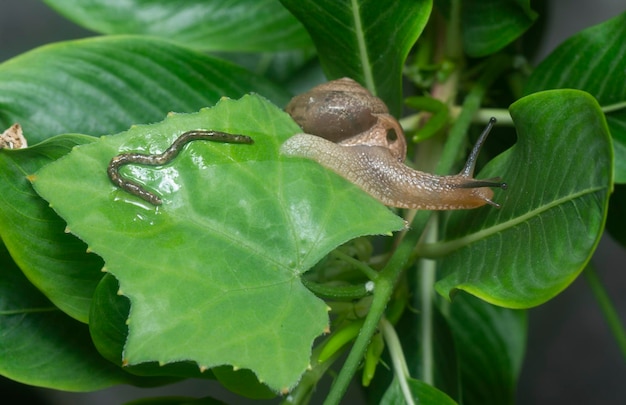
282,78 -> 505,210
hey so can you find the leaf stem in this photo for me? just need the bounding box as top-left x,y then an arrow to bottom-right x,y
418,216 -> 438,385
301,278 -> 371,301
350,0 -> 375,93
323,211 -> 432,405
602,100 -> 626,114
331,249 -> 379,280
584,265 -> 626,361
381,317 -> 416,405
470,108 -> 513,126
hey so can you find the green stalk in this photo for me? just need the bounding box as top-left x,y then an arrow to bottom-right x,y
584,265 -> 626,361
323,211 -> 432,405
418,216 -> 438,385
381,317 -> 415,405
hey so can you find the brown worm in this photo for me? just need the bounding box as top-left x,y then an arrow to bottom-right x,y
107,130 -> 253,205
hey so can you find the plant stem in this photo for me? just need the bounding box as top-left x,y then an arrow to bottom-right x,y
584,265 -> 626,361
323,211 -> 432,405
381,317 -> 416,405
332,249 -> 379,280
602,100 -> 626,114
418,216 -> 438,385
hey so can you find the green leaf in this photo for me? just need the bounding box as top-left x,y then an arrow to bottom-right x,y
447,293 -> 526,405
32,95 -> 405,392
279,0 -> 433,115
461,0 -> 537,57
42,0 -> 313,52
0,36 -> 290,144
433,89 -> 612,308
524,12 -> 626,183
89,274 -> 209,381
0,243 -> 138,391
0,135 -> 101,322
380,377 -> 457,405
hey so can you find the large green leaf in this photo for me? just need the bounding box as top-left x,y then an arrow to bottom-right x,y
446,293 -> 526,405
0,135 -> 101,322
524,12 -> 626,183
32,95 -> 405,392
279,0 -> 432,116
461,0 -> 537,57
0,243 -> 144,391
0,36 -> 289,144
433,89 -> 612,308
43,0 -> 312,52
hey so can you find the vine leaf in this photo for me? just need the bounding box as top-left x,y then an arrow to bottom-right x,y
524,11 -> 626,183
32,95 -> 405,392
42,0 -> 313,52
279,0 -> 432,116
434,89 -> 612,308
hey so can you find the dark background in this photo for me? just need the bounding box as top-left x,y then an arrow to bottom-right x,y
2,1 -> 625,404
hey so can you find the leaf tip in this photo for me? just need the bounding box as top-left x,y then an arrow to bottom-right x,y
64,226 -> 71,234
280,387 -> 290,395
199,365 -> 209,373
122,359 -> 129,367
101,266 -> 108,273
26,174 -> 36,183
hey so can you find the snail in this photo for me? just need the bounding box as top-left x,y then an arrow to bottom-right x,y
281,77 -> 506,210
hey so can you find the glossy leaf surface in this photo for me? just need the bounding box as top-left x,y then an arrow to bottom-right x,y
0,135 -> 101,322
0,36 -> 289,144
32,95 -> 405,392
279,0 -> 432,115
447,293 -> 526,405
524,12 -> 626,183
435,90 -> 612,308
0,244 -> 139,391
43,0 -> 312,52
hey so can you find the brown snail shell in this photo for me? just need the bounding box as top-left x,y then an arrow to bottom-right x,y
286,78 -> 406,161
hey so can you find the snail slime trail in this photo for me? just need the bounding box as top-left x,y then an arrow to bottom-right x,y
281,78 -> 506,210
108,130 -> 254,205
